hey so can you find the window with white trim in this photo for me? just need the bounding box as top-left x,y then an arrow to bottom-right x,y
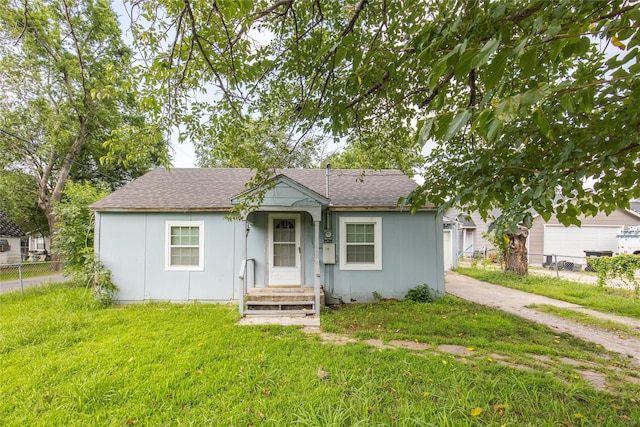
165,221 -> 204,271
339,217 -> 382,270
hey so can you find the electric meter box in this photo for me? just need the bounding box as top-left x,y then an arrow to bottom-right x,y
323,243 -> 336,264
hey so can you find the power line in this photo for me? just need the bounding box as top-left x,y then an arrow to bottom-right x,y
0,127 -> 32,144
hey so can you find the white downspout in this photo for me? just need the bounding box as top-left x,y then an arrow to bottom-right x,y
314,219 -> 320,318
238,219 -> 248,316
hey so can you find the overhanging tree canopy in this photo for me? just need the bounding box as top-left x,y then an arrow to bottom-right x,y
0,0 -> 169,242
130,0 -> 640,232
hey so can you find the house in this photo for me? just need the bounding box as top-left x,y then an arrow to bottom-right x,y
90,168 -> 445,315
28,234 -> 50,258
528,207 -> 640,266
444,205 -> 640,269
0,212 -> 26,264
443,208 -> 498,259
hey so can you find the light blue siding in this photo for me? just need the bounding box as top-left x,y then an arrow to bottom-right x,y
95,208 -> 444,304
327,211 -> 444,303
96,212 -> 239,302
262,183 -> 324,208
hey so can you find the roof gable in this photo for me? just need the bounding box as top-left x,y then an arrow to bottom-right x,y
91,168 -> 429,212
232,174 -> 329,208
0,212 -> 25,237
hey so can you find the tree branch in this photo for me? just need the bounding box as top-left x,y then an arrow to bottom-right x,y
468,69 -> 477,108
339,0 -> 367,38
592,3 -> 637,23
502,3 -> 543,24
212,3 -> 240,90
182,0 -> 239,114
61,0 -> 89,108
345,70 -> 390,109
564,141 -> 640,175
419,71 -> 454,109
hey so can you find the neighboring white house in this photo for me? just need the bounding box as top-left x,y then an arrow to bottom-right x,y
443,208 -> 499,258
444,204 -> 640,268
28,234 -> 50,258
0,212 -> 25,264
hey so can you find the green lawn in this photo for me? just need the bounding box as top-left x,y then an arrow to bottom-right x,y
1,283 -> 639,426
457,267 -> 640,319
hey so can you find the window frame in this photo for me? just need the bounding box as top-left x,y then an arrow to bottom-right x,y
339,217 -> 382,270
165,221 -> 205,271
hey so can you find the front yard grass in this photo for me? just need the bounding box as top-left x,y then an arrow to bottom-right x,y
528,304 -> 640,339
457,267 -> 640,319
1,283 -> 639,426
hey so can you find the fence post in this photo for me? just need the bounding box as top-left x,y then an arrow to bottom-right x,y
19,262 -> 24,295
554,254 -> 559,279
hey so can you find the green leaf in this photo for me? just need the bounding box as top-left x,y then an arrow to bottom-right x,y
335,46 -> 347,63
532,107 -> 552,139
471,38 -> 499,68
486,117 -> 503,141
417,118 -> 435,148
484,50 -> 509,90
455,49 -> 478,80
444,109 -> 472,141
559,94 -> 576,113
433,112 -> 454,140
519,46 -> 538,78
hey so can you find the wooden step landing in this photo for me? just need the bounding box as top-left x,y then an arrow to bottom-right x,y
244,287 -> 323,316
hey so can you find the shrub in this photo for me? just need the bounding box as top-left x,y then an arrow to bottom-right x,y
588,255 -> 640,297
405,284 -> 434,303
53,181 -> 116,305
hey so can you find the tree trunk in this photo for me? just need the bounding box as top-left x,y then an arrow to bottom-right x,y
504,226 -> 529,275
36,117 -> 88,268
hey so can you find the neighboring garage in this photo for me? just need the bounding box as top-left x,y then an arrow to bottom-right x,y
542,224 -> 622,263
528,207 -> 640,267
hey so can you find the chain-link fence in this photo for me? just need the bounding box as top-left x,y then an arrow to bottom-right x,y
459,250 -> 609,271
456,251 -> 638,288
0,261 -> 65,295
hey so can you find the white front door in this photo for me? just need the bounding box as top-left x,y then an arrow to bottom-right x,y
268,214 -> 301,286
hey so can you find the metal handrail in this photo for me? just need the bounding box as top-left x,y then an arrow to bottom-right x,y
238,258 -> 255,285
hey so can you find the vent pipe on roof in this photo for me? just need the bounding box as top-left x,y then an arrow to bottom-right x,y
325,163 -> 330,198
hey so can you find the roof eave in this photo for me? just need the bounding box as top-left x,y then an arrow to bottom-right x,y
328,205 -> 437,212
91,207 -> 232,213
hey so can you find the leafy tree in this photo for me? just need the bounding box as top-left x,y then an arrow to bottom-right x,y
0,170 -> 49,242
0,0 -> 169,252
324,122 -> 424,175
130,0 -> 640,273
194,116 -> 326,168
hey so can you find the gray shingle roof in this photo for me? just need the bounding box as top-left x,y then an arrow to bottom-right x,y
0,212 -> 25,237
90,168 -> 429,211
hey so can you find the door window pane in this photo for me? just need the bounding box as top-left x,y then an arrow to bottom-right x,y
273,243 -> 296,267
273,218 -> 296,267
